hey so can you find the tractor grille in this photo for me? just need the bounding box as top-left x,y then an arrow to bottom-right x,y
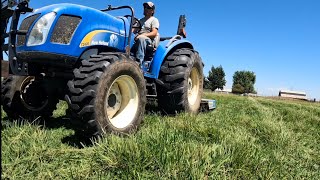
17,14 -> 40,46
51,15 -> 81,44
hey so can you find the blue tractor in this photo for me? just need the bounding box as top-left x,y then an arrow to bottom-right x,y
1,0 -> 204,136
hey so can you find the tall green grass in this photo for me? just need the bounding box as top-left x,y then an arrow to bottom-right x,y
2,93 -> 320,179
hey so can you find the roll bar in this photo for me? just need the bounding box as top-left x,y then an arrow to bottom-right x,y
101,5 -> 135,57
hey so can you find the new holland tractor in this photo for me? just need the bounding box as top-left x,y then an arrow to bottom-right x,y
1,0 -> 206,137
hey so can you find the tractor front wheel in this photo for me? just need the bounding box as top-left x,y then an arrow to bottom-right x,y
1,75 -> 59,120
65,53 -> 146,137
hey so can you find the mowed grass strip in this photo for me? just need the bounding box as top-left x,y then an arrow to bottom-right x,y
1,93 -> 320,179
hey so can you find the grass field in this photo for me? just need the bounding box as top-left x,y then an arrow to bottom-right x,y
2,92 -> 320,179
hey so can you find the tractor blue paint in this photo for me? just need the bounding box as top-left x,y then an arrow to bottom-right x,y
16,3 -> 193,80
144,40 -> 193,78
17,3 -> 130,57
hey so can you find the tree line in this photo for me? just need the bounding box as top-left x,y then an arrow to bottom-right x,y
204,65 -> 256,94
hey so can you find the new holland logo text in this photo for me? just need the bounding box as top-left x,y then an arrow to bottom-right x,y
80,30 -> 122,48
91,40 -> 109,46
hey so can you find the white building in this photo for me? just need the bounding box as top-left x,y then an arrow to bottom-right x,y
214,88 -> 232,94
278,90 -> 307,100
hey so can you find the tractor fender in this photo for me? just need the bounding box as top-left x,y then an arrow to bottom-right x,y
147,39 -> 193,79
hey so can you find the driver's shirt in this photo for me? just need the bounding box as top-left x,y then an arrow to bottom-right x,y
138,16 -> 160,40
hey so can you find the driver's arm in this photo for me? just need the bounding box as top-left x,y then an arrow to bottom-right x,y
135,27 -> 158,40
142,27 -> 158,39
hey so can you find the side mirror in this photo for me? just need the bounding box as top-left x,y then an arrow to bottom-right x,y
177,15 -> 186,38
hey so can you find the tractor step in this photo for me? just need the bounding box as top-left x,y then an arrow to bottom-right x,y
200,99 -> 216,112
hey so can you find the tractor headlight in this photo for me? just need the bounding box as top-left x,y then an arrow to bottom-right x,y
27,12 -> 56,46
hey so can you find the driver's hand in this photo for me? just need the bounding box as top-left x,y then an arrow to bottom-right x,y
135,34 -> 148,41
134,34 -> 140,41
132,28 -> 138,33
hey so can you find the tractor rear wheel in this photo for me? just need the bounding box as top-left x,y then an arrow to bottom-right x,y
65,53 -> 146,137
157,48 -> 203,114
1,75 -> 59,120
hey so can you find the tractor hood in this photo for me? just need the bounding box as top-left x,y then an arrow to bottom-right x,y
16,3 -> 130,60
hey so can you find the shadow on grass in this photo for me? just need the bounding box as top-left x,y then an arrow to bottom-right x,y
1,115 -> 95,149
145,99 -> 164,115
49,102 -> 170,148
45,116 -> 96,149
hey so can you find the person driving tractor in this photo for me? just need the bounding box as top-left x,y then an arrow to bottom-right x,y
132,2 -> 160,64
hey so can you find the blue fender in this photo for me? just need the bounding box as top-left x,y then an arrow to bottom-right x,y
144,39 -> 193,79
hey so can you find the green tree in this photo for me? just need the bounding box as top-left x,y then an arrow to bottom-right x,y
207,65 -> 226,91
232,71 -> 256,94
232,84 -> 245,94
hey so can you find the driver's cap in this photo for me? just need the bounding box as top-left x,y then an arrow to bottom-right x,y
143,2 -> 155,10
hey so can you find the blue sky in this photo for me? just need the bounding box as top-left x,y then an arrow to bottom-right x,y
5,0 -> 320,99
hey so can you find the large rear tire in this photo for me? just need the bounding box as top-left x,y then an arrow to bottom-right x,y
157,48 -> 203,114
65,53 -> 146,137
1,75 -> 59,120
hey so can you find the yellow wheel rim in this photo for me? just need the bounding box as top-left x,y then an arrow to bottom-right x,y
188,67 -> 200,106
104,75 -> 139,128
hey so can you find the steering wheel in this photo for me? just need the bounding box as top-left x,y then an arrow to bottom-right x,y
124,15 -> 142,32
